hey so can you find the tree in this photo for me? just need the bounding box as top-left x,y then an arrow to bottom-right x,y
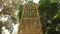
38,0 -> 60,34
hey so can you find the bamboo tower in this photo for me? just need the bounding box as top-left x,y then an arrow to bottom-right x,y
18,3 -> 43,34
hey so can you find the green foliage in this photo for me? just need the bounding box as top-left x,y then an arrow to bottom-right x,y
18,5 -> 23,22
38,0 -> 60,34
54,10 -> 60,19
50,0 -> 57,3
28,0 -> 33,4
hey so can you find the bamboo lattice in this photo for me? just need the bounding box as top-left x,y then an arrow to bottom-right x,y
18,3 -> 43,34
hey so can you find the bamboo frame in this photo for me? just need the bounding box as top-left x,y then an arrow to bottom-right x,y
18,3 -> 43,34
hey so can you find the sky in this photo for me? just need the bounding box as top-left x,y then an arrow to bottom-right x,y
33,0 -> 40,3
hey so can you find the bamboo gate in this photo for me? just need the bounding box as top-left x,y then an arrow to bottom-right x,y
18,3 -> 43,34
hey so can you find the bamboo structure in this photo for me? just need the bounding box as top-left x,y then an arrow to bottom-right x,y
18,3 -> 43,34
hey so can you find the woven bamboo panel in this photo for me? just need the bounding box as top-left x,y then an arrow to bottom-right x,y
18,3 -> 43,34
23,9 -> 38,18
